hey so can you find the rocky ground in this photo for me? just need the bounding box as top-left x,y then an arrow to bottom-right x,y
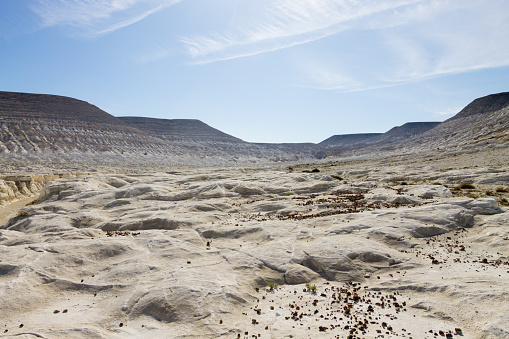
0,149 -> 508,338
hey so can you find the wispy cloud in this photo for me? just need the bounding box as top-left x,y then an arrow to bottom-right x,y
133,43 -> 175,63
301,0 -> 509,91
30,0 -> 181,35
180,0 -> 422,64
434,106 -> 465,117
178,0 -> 509,91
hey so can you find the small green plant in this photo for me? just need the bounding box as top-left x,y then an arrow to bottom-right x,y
393,201 -> 402,206
467,193 -> 479,199
485,190 -> 496,196
459,183 -> 475,190
267,282 -> 279,291
499,198 -> 509,206
496,187 -> 508,193
305,283 -> 317,293
17,210 -> 28,217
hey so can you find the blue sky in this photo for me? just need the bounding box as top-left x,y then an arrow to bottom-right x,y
1,0 -> 509,143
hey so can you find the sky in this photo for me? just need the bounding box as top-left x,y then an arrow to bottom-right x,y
1,0 -> 509,143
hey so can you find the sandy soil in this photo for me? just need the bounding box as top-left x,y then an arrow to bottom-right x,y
0,196 -> 37,226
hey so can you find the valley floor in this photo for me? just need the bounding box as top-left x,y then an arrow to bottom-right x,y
1,148 -> 508,338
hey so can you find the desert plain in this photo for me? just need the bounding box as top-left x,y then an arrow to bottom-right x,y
1,148 -> 508,339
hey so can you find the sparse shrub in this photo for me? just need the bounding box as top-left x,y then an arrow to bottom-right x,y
459,183 -> 475,190
467,193 -> 479,199
305,283 -> 317,293
393,201 -> 402,206
485,190 -> 496,196
311,168 -> 320,173
17,210 -> 28,217
499,198 -> 509,206
400,182 -> 408,185
496,187 -> 508,193
267,282 -> 279,291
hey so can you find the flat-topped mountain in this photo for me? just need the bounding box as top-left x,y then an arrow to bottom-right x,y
119,117 -> 244,143
0,91 -> 313,163
319,133 -> 382,147
0,91 -> 121,124
0,91 -> 171,155
319,93 -> 509,156
1,90 -> 508,164
377,122 -> 440,142
452,92 -> 509,119
318,122 -> 440,156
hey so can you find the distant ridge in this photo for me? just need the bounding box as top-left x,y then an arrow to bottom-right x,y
317,122 -> 441,157
118,117 -> 244,143
320,133 -> 382,146
406,93 -> 509,149
380,122 -> 440,139
320,122 -> 440,148
1,90 -> 508,163
0,91 -> 314,163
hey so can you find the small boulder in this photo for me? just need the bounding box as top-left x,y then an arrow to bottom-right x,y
284,264 -> 320,284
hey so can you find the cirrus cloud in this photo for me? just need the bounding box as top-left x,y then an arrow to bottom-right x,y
30,0 -> 181,35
